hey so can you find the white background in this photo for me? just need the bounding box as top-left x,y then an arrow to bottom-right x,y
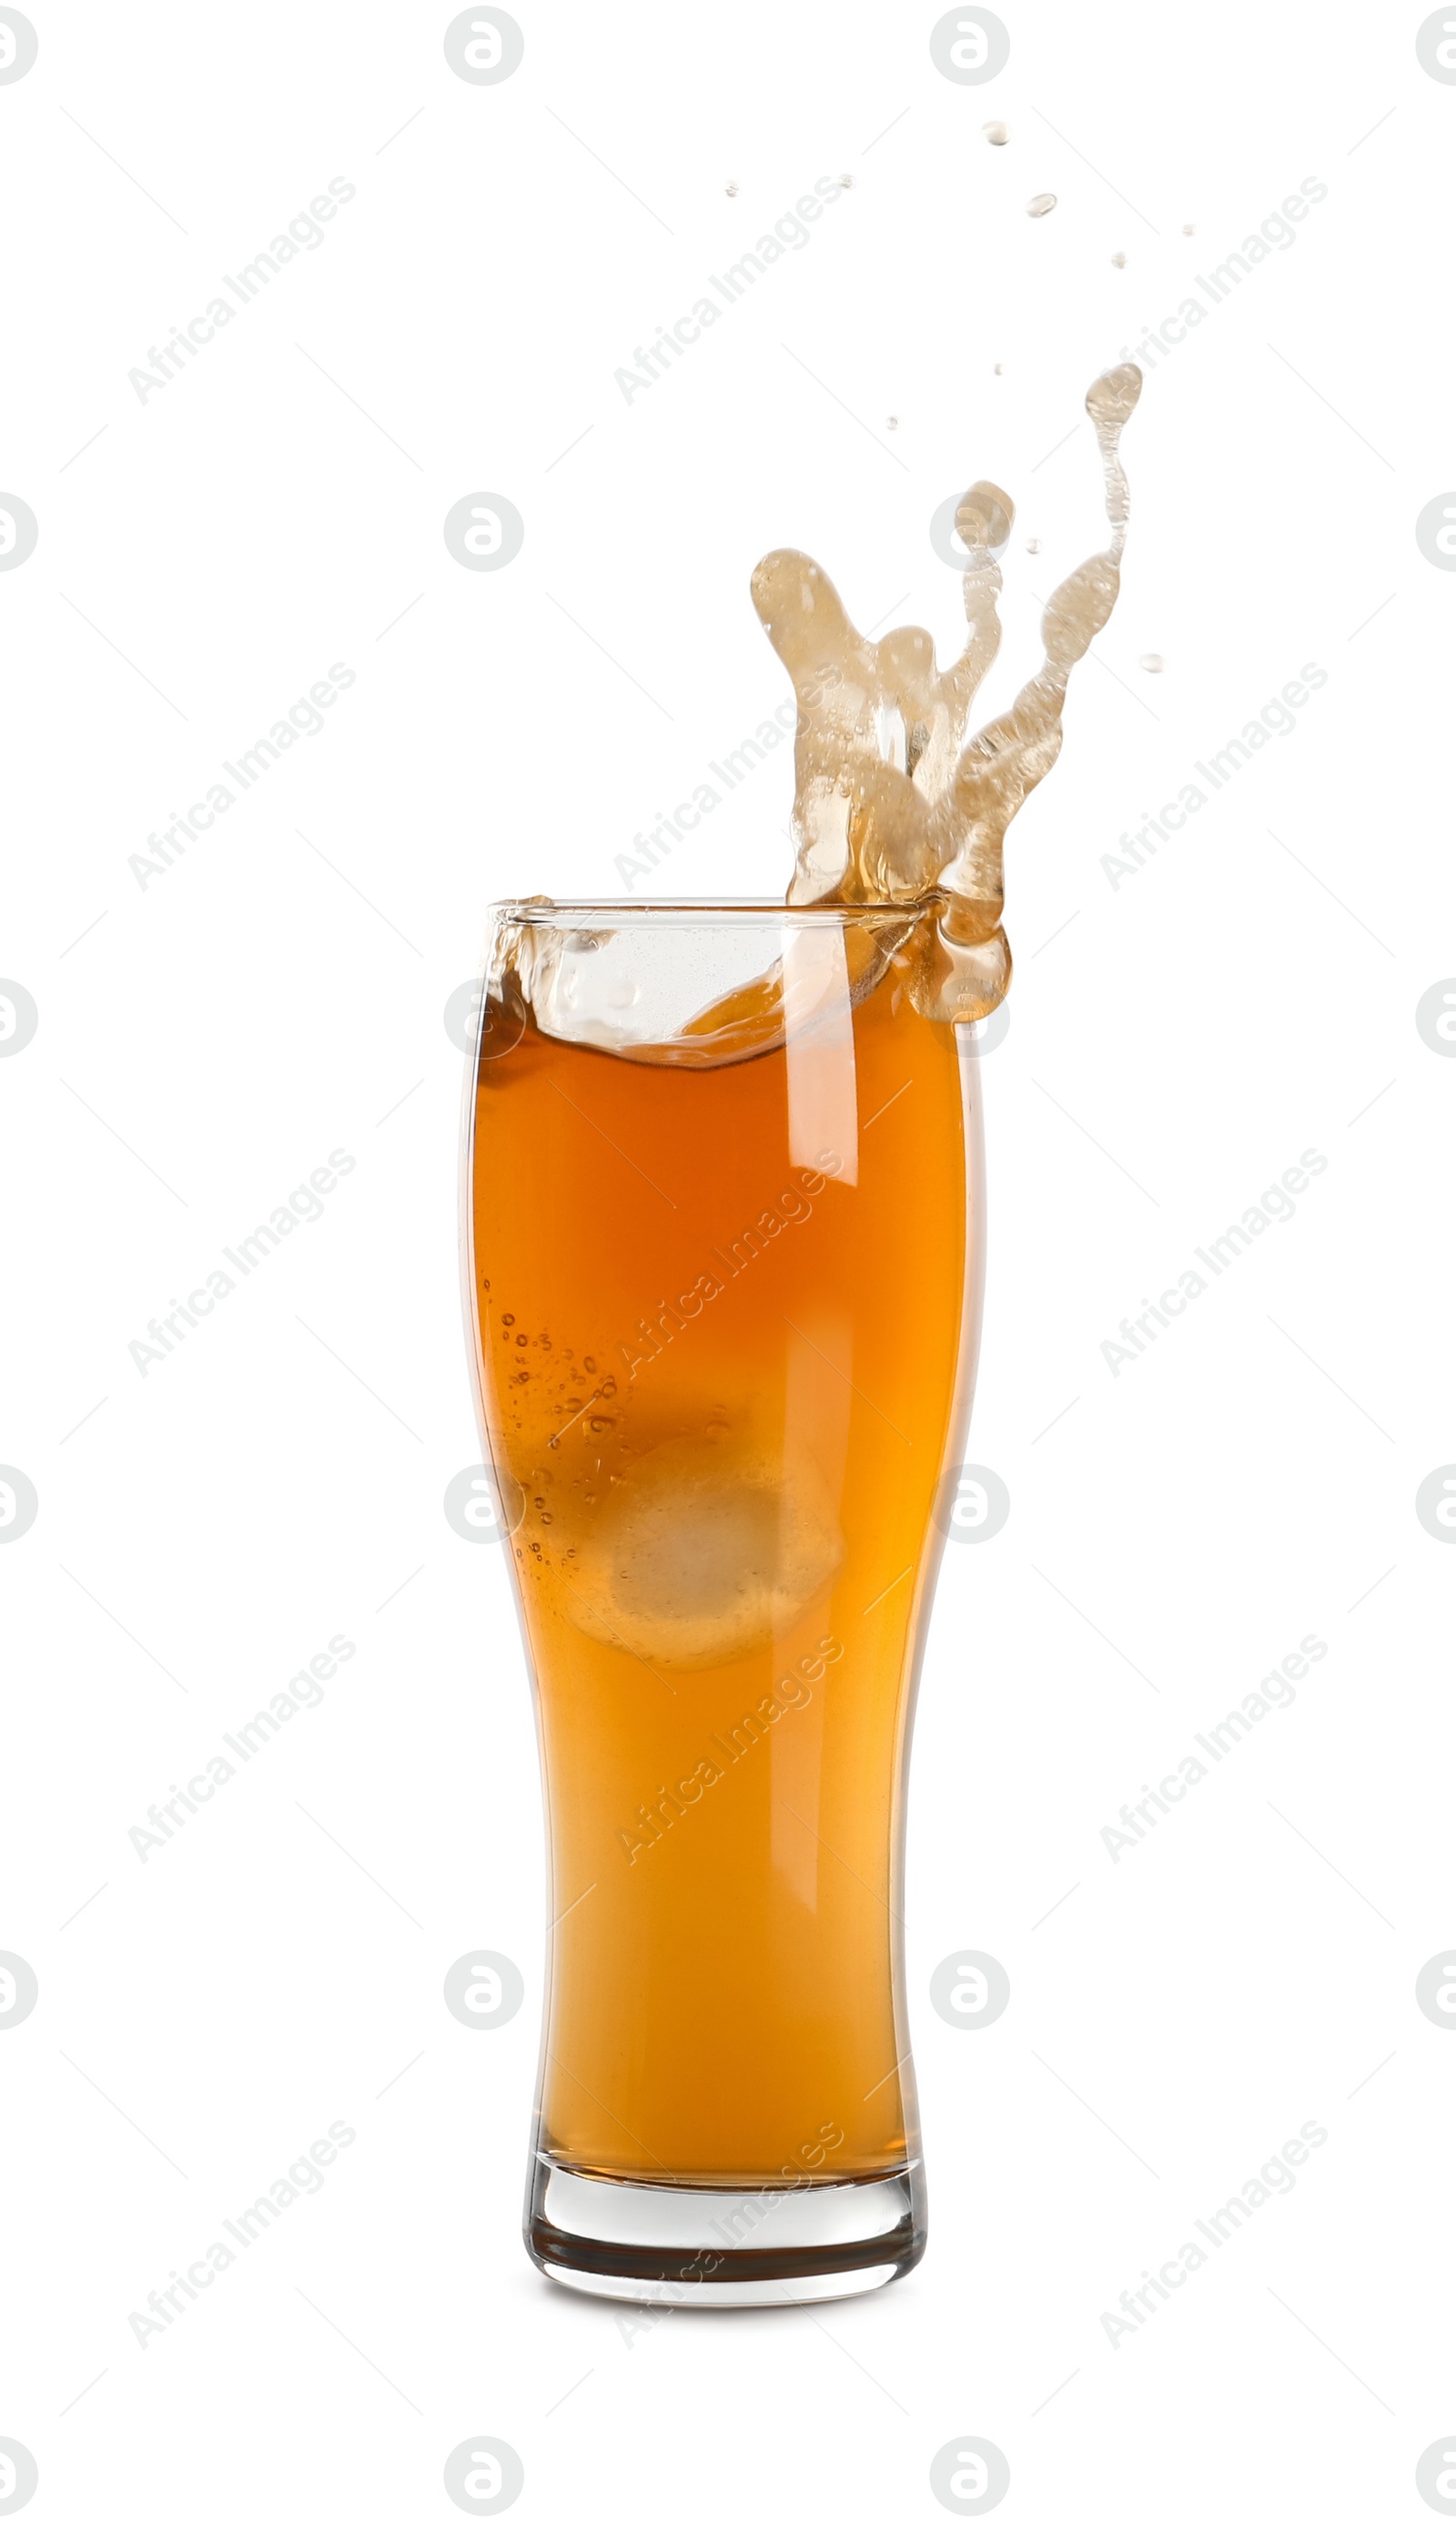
4,1 -> 1455,2516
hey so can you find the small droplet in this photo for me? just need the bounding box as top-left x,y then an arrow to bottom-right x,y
993,361 -> 1004,375
886,414 -> 899,431
1025,537 -> 1040,553
1026,192 -> 1057,219
982,119 -> 1009,145
1181,221 -> 1195,236
1111,250 -> 1127,268
840,172 -> 854,189
1139,653 -> 1165,674
725,180 -> 739,198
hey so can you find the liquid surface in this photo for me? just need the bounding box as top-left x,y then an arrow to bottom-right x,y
471,932 -> 980,2180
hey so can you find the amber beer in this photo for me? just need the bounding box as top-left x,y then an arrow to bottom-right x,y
466,902 -> 983,2302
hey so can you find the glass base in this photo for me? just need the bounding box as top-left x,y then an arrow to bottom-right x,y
526,2156 -> 925,2307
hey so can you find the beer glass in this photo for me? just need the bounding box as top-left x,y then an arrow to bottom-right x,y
461,899 -> 985,2305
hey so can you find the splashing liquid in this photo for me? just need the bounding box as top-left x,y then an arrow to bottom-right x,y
749,360 -> 1141,1025
485,364 -> 1140,1059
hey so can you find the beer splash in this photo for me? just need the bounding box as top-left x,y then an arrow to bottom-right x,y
750,360 -> 1141,1025
487,362 -> 1140,1059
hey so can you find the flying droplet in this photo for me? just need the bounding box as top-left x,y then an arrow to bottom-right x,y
725,180 -> 739,198
1139,653 -> 1165,674
1026,192 -> 1057,218
886,416 -> 900,433
1111,250 -> 1127,268
983,119 -> 1009,145
1182,222 -> 1195,236
840,172 -> 854,189
993,361 -> 1003,375
1025,537 -> 1040,553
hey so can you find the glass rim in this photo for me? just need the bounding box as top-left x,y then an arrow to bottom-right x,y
488,896 -> 929,924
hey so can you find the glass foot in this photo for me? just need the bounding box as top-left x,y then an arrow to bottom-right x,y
526,2156 -> 925,2307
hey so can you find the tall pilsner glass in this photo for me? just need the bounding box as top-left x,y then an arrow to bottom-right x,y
462,899 -> 985,2306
